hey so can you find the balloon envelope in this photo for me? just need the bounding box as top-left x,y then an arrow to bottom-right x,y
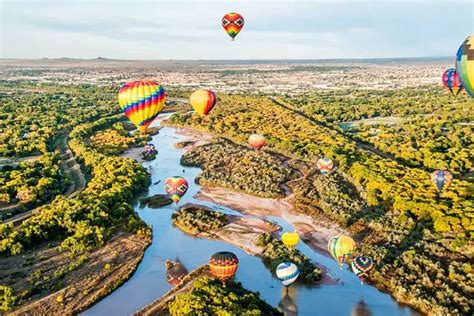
431,170 -> 453,192
248,134 -> 266,150
189,89 -> 217,116
164,176 -> 189,203
276,262 -> 299,286
328,235 -> 356,267
351,256 -> 374,277
442,68 -> 463,96
209,251 -> 239,281
118,80 -> 166,133
317,158 -> 334,175
282,232 -> 299,250
456,34 -> 474,98
222,13 -> 244,40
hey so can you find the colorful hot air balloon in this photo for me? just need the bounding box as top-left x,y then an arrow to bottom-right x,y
442,68 -> 463,96
209,251 -> 239,284
276,262 -> 299,287
248,134 -> 266,150
189,89 -> 217,116
222,13 -> 244,41
282,232 -> 299,251
328,235 -> 356,268
317,158 -> 334,175
351,256 -> 374,284
118,80 -> 166,134
431,170 -> 453,192
164,177 -> 189,204
456,34 -> 474,98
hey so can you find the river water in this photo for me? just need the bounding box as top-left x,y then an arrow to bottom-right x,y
83,117 -> 417,316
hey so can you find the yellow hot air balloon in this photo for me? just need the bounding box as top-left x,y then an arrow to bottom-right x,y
282,232 -> 299,251
328,235 -> 356,268
118,80 -> 166,134
189,89 -> 217,116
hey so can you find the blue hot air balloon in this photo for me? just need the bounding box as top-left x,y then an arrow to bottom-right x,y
276,262 -> 299,287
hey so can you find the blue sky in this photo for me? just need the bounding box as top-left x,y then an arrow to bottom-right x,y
0,0 -> 472,59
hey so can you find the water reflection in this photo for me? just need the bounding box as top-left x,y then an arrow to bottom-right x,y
278,286 -> 298,316
352,300 -> 372,316
83,118 -> 417,316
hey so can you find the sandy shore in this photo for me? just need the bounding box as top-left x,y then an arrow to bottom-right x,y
195,186 -> 346,258
174,127 -> 214,152
120,147 -> 145,163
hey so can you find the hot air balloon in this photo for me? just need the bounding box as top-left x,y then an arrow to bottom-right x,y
248,134 -> 266,150
118,80 -> 166,134
456,34 -> 474,98
328,235 -> 356,268
189,89 -> 217,116
282,232 -> 299,251
431,170 -> 453,192
442,68 -> 463,96
351,256 -> 374,284
164,177 -> 189,204
317,158 -> 334,175
276,262 -> 299,287
222,13 -> 244,41
209,251 -> 239,285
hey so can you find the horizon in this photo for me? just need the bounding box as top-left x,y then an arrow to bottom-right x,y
1,0 -> 472,60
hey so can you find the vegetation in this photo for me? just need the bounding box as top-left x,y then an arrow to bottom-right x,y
256,233 -> 322,283
139,194 -> 173,208
168,276 -> 281,316
171,206 -> 228,235
181,139 -> 293,197
168,89 -> 473,315
90,122 -> 147,156
0,154 -> 67,214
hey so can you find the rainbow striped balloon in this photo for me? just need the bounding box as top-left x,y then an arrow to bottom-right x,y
118,80 -> 166,133
431,170 -> 453,192
456,34 -> 474,98
222,13 -> 244,40
276,262 -> 299,287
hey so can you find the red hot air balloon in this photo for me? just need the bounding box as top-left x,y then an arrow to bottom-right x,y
248,134 -> 266,150
164,177 -> 189,204
209,251 -> 239,285
222,13 -> 244,41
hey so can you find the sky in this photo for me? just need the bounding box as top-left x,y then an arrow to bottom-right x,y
0,0 -> 473,60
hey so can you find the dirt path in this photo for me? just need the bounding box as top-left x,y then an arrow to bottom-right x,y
3,134 -> 86,226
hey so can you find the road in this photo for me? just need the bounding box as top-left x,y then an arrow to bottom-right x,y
2,134 -> 86,226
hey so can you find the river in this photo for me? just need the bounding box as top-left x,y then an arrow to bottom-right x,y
83,116 -> 418,316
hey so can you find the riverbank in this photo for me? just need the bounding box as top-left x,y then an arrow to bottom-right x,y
195,186 -> 346,257
4,232 -> 151,315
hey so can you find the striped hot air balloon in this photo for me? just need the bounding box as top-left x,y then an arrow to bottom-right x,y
118,80 -> 166,134
317,158 -> 334,175
281,232 -> 299,251
248,134 -> 266,150
442,68 -> 463,96
431,170 -> 453,192
189,89 -> 217,116
351,256 -> 374,284
209,251 -> 239,284
456,34 -> 474,98
328,235 -> 356,268
276,262 -> 299,287
222,13 -> 244,41
164,177 -> 189,204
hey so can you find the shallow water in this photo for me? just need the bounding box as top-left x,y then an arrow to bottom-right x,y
83,118 -> 417,316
